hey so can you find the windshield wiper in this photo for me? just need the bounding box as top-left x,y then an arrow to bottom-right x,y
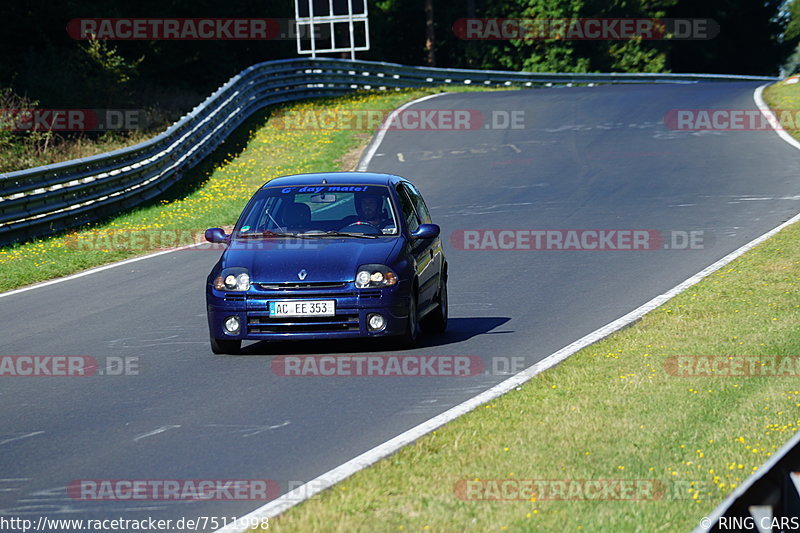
306,231 -> 380,239
237,231 -> 312,239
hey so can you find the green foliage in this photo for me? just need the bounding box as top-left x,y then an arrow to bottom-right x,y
80,39 -> 144,106
608,38 -> 668,73
82,39 -> 143,86
0,0 -> 795,128
0,88 -> 52,172
788,0 -> 800,41
666,0 -> 794,76
783,0 -> 800,74
421,0 -> 677,73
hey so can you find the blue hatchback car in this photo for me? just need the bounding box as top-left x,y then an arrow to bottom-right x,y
204,172 -> 447,354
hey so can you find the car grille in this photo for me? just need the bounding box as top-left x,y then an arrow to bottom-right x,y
251,282 -> 361,300
359,290 -> 381,299
257,282 -> 347,290
246,312 -> 360,333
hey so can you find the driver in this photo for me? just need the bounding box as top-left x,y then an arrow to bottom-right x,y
354,192 -> 390,228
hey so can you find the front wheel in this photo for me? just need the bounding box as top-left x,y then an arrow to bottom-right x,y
210,336 -> 241,355
422,274 -> 447,334
395,292 -> 419,349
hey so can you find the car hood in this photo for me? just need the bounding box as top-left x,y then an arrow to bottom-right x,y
222,237 -> 403,283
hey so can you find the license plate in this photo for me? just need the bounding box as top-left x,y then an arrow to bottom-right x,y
269,300 -> 335,317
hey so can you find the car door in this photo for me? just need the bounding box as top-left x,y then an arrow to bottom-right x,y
397,183 -> 438,309
405,182 -> 444,296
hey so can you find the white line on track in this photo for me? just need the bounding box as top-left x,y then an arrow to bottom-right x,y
0,243 -> 204,300
754,84 -> 800,150
0,431 -> 45,447
133,425 -> 182,442
214,82 -> 800,532
356,92 -> 448,171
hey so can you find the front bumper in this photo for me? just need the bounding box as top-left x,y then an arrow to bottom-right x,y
206,280 -> 410,341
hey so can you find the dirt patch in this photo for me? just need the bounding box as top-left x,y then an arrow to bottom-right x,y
337,133 -> 374,171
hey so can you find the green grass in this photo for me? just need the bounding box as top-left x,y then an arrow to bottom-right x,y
764,79 -> 800,139
246,83 -> 800,532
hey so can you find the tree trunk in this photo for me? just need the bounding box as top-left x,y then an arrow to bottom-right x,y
425,0 -> 435,67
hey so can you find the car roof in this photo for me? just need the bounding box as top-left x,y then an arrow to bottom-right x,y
261,172 -> 407,189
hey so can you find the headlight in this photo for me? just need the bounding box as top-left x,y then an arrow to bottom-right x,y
355,264 -> 398,288
355,270 -> 371,287
214,268 -> 251,291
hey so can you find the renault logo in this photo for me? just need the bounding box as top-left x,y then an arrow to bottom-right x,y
298,269 -> 308,280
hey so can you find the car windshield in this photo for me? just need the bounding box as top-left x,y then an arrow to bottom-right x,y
234,184 -> 399,237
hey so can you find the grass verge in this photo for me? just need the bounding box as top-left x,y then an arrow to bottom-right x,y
0,85 -> 199,173
248,82 -> 800,532
0,129 -> 166,174
763,79 -> 800,123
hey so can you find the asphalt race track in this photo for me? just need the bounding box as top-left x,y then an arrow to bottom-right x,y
1,81 -> 799,528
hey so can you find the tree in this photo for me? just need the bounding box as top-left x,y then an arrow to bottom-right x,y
425,0 -> 436,66
665,0 -> 795,75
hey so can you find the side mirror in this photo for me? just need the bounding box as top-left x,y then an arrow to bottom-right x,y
411,224 -> 440,240
205,228 -> 229,244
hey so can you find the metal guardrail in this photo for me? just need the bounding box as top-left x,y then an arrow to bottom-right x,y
0,57 -> 779,245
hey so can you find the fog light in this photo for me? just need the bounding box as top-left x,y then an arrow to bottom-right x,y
367,313 -> 386,332
223,315 -> 241,335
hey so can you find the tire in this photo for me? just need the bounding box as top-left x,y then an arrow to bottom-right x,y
210,336 -> 241,355
396,291 -> 420,349
422,273 -> 448,334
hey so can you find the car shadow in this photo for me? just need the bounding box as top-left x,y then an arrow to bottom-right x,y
238,317 -> 512,356
417,317 -> 512,348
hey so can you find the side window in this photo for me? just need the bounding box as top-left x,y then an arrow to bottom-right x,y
395,185 -> 420,233
403,183 -> 432,224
